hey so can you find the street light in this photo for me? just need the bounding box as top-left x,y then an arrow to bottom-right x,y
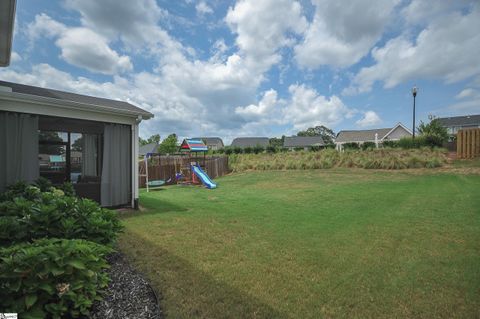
412,86 -> 418,139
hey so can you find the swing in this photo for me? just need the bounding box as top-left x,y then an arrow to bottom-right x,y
140,153 -> 165,192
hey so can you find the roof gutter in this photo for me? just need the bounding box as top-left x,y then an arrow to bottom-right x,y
0,90 -> 154,119
0,0 -> 16,67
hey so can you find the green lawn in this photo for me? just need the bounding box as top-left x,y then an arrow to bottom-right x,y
119,169 -> 480,318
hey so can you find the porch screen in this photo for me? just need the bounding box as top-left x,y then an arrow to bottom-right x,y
101,124 -> 131,206
0,112 -> 39,192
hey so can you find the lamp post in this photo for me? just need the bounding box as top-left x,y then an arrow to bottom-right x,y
412,86 -> 418,139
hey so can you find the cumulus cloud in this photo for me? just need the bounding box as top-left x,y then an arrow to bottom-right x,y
27,14 -> 132,75
226,0 -> 307,73
294,0 -> 399,68
235,89 -> 280,120
356,111 -> 382,128
346,3 -> 480,94
196,1 -> 213,16
285,84 -> 354,130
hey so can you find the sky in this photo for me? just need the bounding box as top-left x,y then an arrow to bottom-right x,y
1,0 -> 480,143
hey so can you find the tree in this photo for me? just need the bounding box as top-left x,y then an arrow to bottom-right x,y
297,125 -> 336,145
139,134 -> 161,146
417,118 -> 448,147
269,136 -> 285,147
158,134 -> 178,154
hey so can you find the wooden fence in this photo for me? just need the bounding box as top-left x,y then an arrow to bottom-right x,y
139,155 -> 229,188
457,128 -> 480,159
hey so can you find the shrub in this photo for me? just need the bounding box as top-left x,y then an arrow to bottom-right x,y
361,142 -> 376,150
0,238 -> 111,318
342,142 -> 360,150
224,147 -> 233,155
382,140 -> 399,148
0,184 -> 122,247
244,146 -> 253,154
233,146 -> 243,154
253,145 -> 265,154
266,145 -> 277,153
397,136 -> 428,149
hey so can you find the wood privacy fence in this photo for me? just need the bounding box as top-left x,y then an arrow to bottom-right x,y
457,128 -> 480,159
139,155 -> 229,188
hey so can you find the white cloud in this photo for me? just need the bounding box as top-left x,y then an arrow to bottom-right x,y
356,111 -> 382,128
196,1 -> 213,16
226,0 -> 307,73
285,84 -> 354,130
235,89 -> 280,120
294,0 -> 399,68
455,88 -> 478,99
27,14 -> 133,75
10,52 -> 22,62
346,4 -> 480,94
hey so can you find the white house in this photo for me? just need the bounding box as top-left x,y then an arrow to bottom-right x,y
335,123 -> 412,151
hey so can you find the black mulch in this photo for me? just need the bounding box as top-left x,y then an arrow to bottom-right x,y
90,253 -> 163,319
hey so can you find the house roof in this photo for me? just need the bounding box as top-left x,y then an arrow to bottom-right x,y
336,123 -> 412,143
231,137 -> 269,148
336,128 -> 393,143
0,0 -> 16,67
283,136 -> 325,147
437,114 -> 480,127
192,137 -> 224,147
0,80 -> 154,119
139,143 -> 159,156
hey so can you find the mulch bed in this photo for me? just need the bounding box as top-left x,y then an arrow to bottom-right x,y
90,252 -> 163,319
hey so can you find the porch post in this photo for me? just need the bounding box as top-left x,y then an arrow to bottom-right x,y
131,121 -> 140,209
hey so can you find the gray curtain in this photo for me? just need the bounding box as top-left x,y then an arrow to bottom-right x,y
101,124 -> 131,206
82,134 -> 97,176
0,112 -> 39,192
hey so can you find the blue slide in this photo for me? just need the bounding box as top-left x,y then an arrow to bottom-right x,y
191,164 -> 217,189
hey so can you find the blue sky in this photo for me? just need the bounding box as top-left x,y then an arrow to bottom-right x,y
2,0 -> 479,142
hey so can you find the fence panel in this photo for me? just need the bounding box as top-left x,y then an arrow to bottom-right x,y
457,128 -> 480,159
139,155 -> 229,188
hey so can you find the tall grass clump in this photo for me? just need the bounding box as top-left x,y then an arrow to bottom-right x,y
229,148 -> 447,172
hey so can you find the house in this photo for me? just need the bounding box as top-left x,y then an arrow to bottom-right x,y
437,114 -> 480,135
0,81 -> 154,208
192,137 -> 224,150
283,136 -> 325,150
231,137 -> 269,148
335,123 -> 412,150
139,142 -> 159,157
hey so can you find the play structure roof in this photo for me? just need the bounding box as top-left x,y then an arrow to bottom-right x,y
180,138 -> 208,152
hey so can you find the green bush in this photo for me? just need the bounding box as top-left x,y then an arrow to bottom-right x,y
361,142 -> 376,150
224,147 -> 233,155
253,145 -> 264,154
0,238 -> 111,318
0,183 -> 122,247
233,147 -> 243,154
397,136 -> 428,149
382,140 -> 399,148
266,145 -> 277,153
244,146 -> 253,154
342,142 -> 360,150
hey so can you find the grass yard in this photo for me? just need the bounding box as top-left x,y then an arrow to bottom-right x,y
119,169 -> 480,318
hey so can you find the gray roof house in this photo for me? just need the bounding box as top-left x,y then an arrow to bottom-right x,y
192,137 -> 224,150
0,80 -> 153,208
283,136 -> 325,150
335,123 -> 412,150
139,142 -> 159,156
231,137 -> 269,148
437,114 -> 480,134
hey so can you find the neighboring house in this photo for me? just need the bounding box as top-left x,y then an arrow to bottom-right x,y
192,137 -> 224,150
335,123 -> 412,150
283,136 -> 325,150
437,114 -> 480,135
0,80 -> 154,208
231,137 -> 269,148
139,142 -> 159,157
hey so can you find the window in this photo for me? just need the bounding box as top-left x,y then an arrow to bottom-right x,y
39,131 -> 100,184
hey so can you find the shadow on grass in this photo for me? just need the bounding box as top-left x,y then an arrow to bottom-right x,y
119,231 -> 286,319
120,197 -> 188,219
